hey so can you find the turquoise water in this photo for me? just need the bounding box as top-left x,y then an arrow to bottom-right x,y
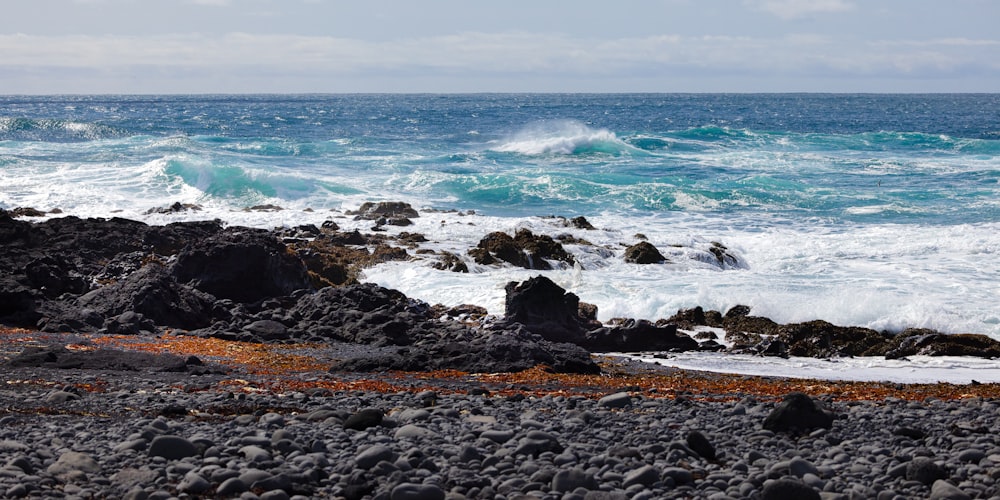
2,94 -> 1000,337
2,94 -> 998,222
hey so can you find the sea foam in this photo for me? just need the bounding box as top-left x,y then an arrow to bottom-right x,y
492,120 -> 634,155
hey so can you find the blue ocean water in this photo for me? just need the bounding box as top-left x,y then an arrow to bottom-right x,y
2,94 -> 1000,338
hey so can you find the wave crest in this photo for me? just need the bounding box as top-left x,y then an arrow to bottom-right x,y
493,120 -> 633,155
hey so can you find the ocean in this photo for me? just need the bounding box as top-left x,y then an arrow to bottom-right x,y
2,94 -> 999,340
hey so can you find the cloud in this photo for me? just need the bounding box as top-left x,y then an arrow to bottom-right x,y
0,30 -> 997,92
746,0 -> 855,20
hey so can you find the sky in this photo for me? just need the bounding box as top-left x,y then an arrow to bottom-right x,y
1,0 -> 998,94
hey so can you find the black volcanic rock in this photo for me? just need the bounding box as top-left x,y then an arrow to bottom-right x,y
763,392 -> 835,434
885,329 -> 1000,359
172,229 -> 312,303
293,282 -> 599,374
6,344 -> 195,372
40,263 -> 226,332
624,241 -> 667,264
470,229 -> 575,270
778,320 -> 892,357
586,319 -> 698,353
503,275 -> 697,354
503,275 -> 588,344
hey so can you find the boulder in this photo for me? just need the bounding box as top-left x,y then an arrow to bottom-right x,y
624,241 -> 667,264
503,275 -> 587,344
763,392 -> 835,434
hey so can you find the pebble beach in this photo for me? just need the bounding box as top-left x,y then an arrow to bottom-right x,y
3,332 -> 1000,500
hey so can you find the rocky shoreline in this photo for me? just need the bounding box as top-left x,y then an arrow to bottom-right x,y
3,204 -> 1000,499
3,203 -> 1000,373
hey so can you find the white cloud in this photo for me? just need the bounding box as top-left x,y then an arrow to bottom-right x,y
0,29 -> 997,92
747,0 -> 855,20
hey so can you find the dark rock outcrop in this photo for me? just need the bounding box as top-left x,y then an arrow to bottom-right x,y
293,283 -> 600,374
171,229 -> 312,303
64,263 -> 224,332
470,229 -> 575,270
502,275 -> 696,353
886,330 -> 1000,359
503,276 -> 592,344
586,319 -> 698,353
0,215 -> 599,374
347,201 -> 419,226
778,320 -> 892,358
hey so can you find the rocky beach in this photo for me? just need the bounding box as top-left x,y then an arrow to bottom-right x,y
3,205 -> 1000,499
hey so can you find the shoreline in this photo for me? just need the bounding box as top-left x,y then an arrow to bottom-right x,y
3,205 -> 1000,371
4,207 -> 1000,499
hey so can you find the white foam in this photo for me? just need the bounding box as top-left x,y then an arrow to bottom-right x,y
363,211 -> 1000,341
492,120 -> 631,155
625,352 -> 1000,384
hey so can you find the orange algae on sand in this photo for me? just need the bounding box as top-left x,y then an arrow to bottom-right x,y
88,333 -> 329,374
3,327 -> 1000,401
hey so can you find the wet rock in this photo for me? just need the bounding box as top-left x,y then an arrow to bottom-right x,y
586,319 -> 698,353
471,229 -> 575,270
347,201 -> 419,220
145,202 -> 202,214
4,207 -> 48,218
778,320 -> 891,357
723,305 -> 781,338
886,330 -> 1000,359
624,241 -> 667,264
705,242 -> 743,268
570,216 -> 596,230
433,251 -> 469,273
291,233 -> 408,288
